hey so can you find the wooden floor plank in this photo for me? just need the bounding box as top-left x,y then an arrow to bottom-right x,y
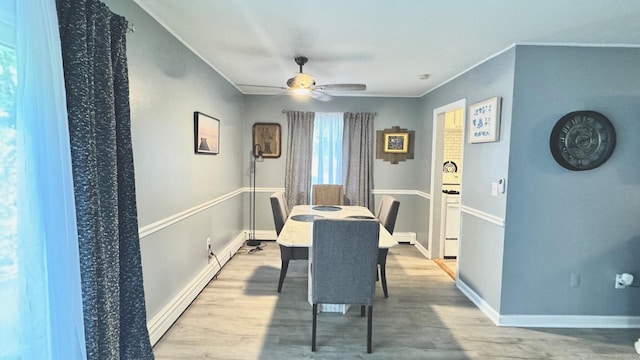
153,242 -> 639,359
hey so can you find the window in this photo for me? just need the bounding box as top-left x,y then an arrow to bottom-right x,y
311,112 -> 343,185
1,1 -> 86,357
0,13 -> 18,357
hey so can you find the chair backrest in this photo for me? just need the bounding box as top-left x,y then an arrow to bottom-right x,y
312,184 -> 344,205
270,192 -> 288,236
312,219 -> 379,305
376,195 -> 400,234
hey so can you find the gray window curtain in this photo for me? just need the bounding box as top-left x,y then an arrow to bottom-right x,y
284,111 -> 315,206
56,0 -> 153,358
342,112 -> 375,210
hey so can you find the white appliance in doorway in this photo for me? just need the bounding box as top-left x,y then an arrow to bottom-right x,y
428,99 -> 466,261
443,193 -> 460,258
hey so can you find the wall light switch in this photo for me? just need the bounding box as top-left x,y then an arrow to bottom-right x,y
491,182 -> 498,196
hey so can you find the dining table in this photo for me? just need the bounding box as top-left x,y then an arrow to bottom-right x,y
276,204 -> 398,310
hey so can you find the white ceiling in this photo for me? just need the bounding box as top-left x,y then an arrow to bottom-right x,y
133,0 -> 640,98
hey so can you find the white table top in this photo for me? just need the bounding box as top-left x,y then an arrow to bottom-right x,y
276,205 -> 398,249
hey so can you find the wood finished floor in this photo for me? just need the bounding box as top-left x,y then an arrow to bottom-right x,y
434,258 -> 457,280
153,242 -> 639,359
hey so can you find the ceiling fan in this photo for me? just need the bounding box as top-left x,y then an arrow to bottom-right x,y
237,56 -> 366,101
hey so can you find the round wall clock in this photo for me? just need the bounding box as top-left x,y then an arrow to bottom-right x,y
549,110 -> 616,171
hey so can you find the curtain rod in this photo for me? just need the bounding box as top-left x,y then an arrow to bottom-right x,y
282,109 -> 377,116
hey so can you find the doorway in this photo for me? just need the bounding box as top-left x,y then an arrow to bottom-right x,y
428,99 -> 465,280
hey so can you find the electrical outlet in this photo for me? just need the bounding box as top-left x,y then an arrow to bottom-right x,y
615,273 -> 634,289
206,237 -> 211,252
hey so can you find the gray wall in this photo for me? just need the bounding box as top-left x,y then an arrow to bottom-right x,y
502,46 -> 640,315
103,0 -> 640,324
105,0 -> 246,318
100,0 -> 429,321
241,95 -> 426,240
419,48 -> 516,310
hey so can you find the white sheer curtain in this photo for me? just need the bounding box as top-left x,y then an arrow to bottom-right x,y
0,0 -> 86,358
312,112 -> 343,185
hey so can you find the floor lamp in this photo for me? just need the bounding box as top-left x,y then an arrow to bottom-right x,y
247,144 -> 263,246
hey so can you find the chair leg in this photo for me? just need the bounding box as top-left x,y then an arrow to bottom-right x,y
377,249 -> 389,296
367,305 -> 373,353
380,264 -> 388,298
277,259 -> 289,293
312,304 -> 318,352
360,305 -> 365,317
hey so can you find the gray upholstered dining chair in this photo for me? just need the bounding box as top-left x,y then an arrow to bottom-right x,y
311,218 -> 380,353
375,195 -> 400,298
312,184 -> 344,205
271,192 -> 308,293
269,192 -> 289,236
376,195 -> 400,234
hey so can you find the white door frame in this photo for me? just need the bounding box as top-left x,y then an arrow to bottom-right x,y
427,99 -> 466,259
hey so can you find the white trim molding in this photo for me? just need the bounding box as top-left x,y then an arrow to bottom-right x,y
139,187 -> 286,239
245,229 -> 416,245
457,278 -> 640,329
460,205 -> 505,227
139,187 -> 428,240
147,231 -> 248,345
373,189 -> 431,200
242,186 -> 285,194
499,315 -> 640,329
243,229 -> 277,242
457,278 -> 501,325
393,232 -> 416,244
413,241 -> 431,259
139,188 -> 244,238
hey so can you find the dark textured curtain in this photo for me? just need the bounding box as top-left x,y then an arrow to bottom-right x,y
284,111 -> 315,206
56,0 -> 153,358
343,112 -> 375,210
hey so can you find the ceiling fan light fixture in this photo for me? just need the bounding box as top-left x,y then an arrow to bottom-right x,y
293,87 -> 310,95
240,56 -> 366,101
288,73 -> 315,89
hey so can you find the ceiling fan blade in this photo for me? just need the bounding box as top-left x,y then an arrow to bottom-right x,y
315,84 -> 366,91
309,90 -> 332,102
236,84 -> 288,90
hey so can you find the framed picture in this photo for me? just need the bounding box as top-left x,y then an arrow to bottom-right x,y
194,111 -> 220,155
468,97 -> 501,143
383,132 -> 409,153
252,122 -> 281,158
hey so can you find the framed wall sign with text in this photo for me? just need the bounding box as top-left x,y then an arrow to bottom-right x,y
468,97 -> 501,143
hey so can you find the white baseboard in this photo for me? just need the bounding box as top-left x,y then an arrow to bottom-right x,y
498,315 -> 640,328
394,231 -> 416,244
456,278 -> 640,329
456,278 -> 501,325
146,231 -> 247,345
413,241 -> 431,259
245,229 -> 278,242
